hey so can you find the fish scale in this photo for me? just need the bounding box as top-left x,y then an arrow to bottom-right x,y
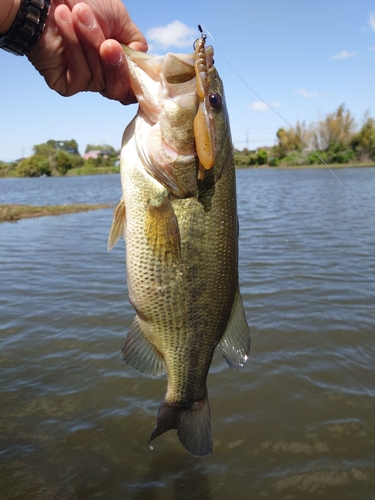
108,34 -> 250,456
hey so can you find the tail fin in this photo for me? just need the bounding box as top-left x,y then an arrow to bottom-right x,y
149,395 -> 212,457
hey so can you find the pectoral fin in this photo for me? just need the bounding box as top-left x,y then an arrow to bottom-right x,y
122,316 -> 166,376
146,196 -> 181,267
107,199 -> 126,251
218,287 -> 251,369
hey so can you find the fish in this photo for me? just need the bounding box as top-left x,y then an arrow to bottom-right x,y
107,32 -> 250,457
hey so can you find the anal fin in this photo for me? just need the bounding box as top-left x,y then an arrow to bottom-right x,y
218,287 -> 251,369
107,199 -> 126,251
122,316 -> 166,377
146,196 -> 181,267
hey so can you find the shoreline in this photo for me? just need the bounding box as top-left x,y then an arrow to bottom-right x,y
0,204 -> 112,223
236,162 -> 375,170
1,162 -> 374,179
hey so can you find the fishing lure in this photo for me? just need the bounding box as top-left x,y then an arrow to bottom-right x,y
193,29 -> 217,177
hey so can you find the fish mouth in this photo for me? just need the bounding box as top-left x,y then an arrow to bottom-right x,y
122,44 -> 213,85
121,45 -> 201,141
122,43 -> 217,187
122,45 -> 201,156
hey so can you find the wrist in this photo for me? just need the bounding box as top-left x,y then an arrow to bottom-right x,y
0,0 -> 51,55
0,0 -> 21,33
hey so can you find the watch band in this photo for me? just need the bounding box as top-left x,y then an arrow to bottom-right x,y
0,0 -> 51,56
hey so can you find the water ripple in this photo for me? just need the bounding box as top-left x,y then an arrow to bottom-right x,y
1,170 -> 375,499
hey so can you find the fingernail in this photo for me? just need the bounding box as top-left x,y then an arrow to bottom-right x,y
58,6 -> 72,24
105,43 -> 123,65
78,6 -> 95,28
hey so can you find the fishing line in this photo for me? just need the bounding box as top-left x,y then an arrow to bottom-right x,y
202,25 -> 375,239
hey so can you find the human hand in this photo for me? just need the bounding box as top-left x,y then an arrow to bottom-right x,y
27,0 -> 147,104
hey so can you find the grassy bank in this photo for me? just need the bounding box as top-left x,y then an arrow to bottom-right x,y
0,165 -> 119,178
0,204 -> 112,223
66,166 -> 119,176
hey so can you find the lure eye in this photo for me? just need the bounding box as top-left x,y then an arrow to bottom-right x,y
209,93 -> 222,110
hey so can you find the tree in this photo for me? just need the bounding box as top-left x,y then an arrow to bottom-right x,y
317,103 -> 355,150
351,115 -> 375,161
276,121 -> 311,156
62,140 -> 79,155
33,142 -> 56,157
16,154 -> 51,177
0,160 -> 13,178
85,143 -> 115,153
256,149 -> 268,165
13,140 -> 84,177
34,140 -> 79,156
54,151 -> 74,175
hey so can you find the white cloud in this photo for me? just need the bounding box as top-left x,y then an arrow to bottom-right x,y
146,21 -> 197,50
332,50 -> 357,60
371,46 -> 375,51
294,87 -> 318,98
369,13 -> 375,32
247,101 -> 282,112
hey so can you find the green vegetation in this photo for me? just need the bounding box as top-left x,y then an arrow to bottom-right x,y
0,140 -> 119,178
85,144 -> 116,154
234,148 -> 269,167
1,105 -> 375,177
235,104 -> 375,168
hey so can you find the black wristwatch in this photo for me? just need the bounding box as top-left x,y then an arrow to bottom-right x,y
0,0 -> 51,56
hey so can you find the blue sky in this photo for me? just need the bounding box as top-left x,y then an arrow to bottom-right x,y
1,0 -> 375,161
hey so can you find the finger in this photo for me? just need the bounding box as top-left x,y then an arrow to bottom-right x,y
107,2 -> 148,53
99,40 -> 137,105
120,25 -> 148,53
127,39 -> 148,53
54,5 -> 93,95
71,3 -> 106,92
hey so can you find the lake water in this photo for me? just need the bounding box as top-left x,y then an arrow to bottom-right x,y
1,169 -> 375,500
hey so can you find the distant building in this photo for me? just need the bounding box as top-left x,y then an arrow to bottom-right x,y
83,150 -> 114,160
83,149 -> 108,160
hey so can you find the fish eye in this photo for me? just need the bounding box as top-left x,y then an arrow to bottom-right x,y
209,93 -> 222,110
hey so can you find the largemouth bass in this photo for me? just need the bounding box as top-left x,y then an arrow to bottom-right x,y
108,32 -> 250,457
